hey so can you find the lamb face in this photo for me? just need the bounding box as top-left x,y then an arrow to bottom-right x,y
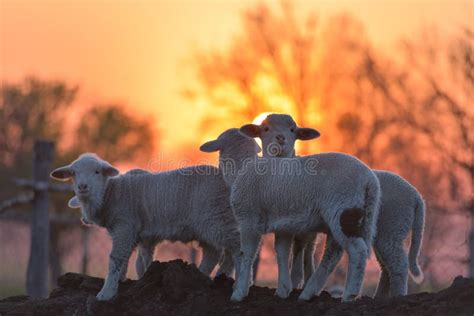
240,114 -> 320,157
50,153 -> 119,223
201,128 -> 261,157
201,128 -> 261,187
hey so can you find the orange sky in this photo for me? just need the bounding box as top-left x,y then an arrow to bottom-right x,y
1,0 -> 472,155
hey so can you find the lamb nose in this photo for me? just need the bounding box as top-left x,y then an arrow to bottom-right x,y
79,184 -> 88,190
276,134 -> 285,142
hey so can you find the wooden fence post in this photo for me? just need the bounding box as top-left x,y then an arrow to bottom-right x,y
26,140 -> 54,299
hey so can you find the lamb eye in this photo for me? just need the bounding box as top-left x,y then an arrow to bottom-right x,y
95,170 -> 100,174
263,126 -> 269,132
290,128 -> 295,133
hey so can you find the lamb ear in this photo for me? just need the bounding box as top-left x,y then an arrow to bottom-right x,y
102,162 -> 120,177
50,165 -> 73,181
200,139 -> 221,152
239,124 -> 261,138
296,128 -> 320,140
68,196 -> 81,209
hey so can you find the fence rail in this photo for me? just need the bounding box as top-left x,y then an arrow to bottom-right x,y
13,178 -> 73,193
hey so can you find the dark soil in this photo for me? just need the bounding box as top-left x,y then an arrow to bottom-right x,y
1,260 -> 473,315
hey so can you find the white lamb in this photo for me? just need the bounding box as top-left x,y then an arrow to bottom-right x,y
240,114 -> 321,290
50,153 -> 241,301
201,128 -> 381,302
242,113 -> 425,297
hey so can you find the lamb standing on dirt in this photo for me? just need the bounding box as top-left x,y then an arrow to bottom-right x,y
240,114 -> 321,290
50,153 -> 241,301
201,128 -> 381,302
243,114 -> 425,297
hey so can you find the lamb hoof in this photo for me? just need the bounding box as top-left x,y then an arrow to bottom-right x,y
275,286 -> 291,299
96,289 -> 115,301
341,294 -> 357,302
298,291 -> 313,301
230,289 -> 247,302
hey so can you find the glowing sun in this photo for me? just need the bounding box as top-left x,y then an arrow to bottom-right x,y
252,112 -> 274,125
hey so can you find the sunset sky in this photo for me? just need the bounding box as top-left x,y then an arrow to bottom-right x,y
1,0 -> 472,292
1,0 -> 472,155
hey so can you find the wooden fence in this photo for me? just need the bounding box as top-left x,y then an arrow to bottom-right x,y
0,140 -> 75,299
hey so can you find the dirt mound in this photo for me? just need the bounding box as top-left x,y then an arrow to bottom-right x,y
1,260 -> 474,315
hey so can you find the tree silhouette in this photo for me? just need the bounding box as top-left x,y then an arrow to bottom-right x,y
187,2 -> 472,287
361,27 -> 474,277
0,77 -> 157,285
189,3 -> 321,151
